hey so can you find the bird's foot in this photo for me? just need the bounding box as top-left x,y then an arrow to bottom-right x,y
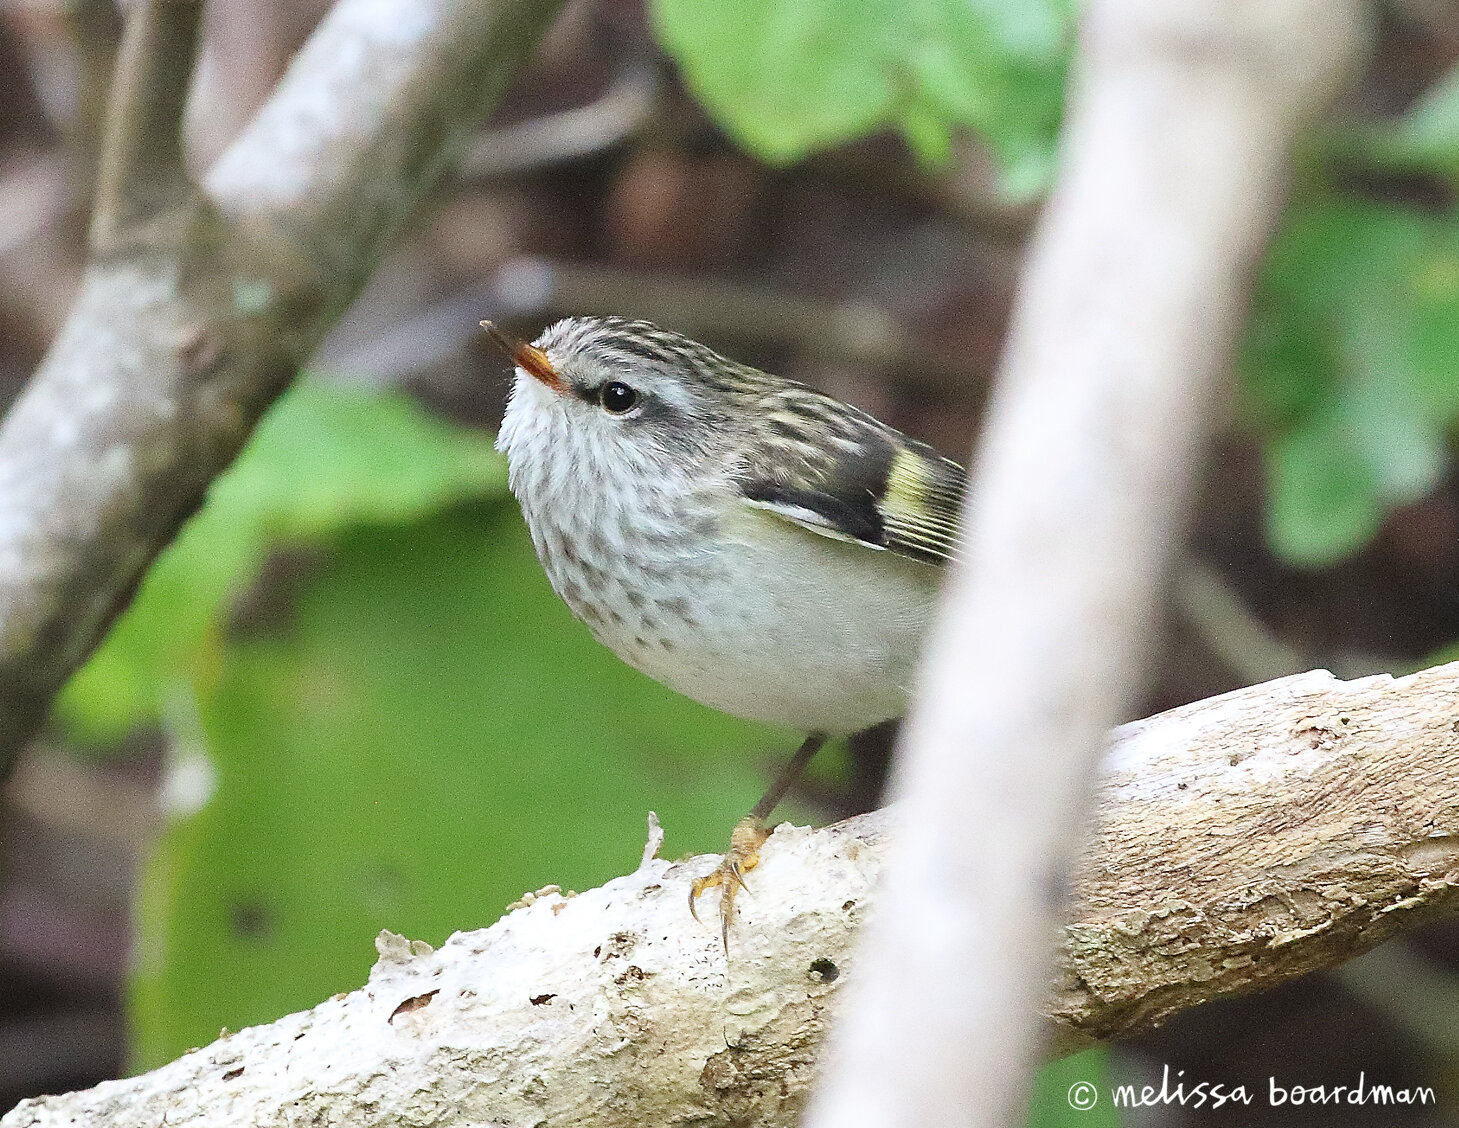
689,815 -> 771,953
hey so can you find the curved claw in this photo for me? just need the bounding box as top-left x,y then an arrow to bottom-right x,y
689,816 -> 771,953
687,874 -> 711,923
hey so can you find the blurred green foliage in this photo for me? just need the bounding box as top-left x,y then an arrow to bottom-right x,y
129,501 -> 781,1066
1243,197 -> 1459,566
1356,63 -> 1459,178
651,0 -> 1070,195
1029,1048 -> 1121,1128
659,3 -> 1459,572
58,380 -> 507,740
1240,70 -> 1459,567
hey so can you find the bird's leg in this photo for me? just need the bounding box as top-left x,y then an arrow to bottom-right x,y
690,731 -> 828,951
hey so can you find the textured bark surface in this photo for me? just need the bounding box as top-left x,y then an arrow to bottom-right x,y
4,816 -> 886,1128
8,662 -> 1459,1127
1057,661 -> 1459,1042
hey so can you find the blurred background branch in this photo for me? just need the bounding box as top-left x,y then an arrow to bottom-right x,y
806,2 -> 1368,1126
89,0 -> 200,250
459,55 -> 657,179
0,0 -> 565,776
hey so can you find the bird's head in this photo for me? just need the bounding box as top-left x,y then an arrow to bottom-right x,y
486,316 -> 757,482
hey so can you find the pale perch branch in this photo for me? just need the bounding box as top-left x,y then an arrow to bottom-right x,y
9,662 -> 1459,1127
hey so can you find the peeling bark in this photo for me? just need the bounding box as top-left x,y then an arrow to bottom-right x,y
1057,662 -> 1459,1043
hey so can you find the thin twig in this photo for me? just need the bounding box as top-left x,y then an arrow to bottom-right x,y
317,255 -> 991,396
638,810 -> 665,870
61,0 -> 125,199
1172,558 -> 1306,685
459,59 -> 657,179
89,0 -> 204,252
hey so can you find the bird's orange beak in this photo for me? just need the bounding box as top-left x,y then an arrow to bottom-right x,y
480,320 -> 565,394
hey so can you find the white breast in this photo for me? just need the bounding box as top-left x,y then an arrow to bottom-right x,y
497,374 -> 942,735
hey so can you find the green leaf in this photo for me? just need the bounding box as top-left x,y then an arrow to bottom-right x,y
57,379 -> 505,741
1352,63 -> 1459,178
1266,403 -> 1384,567
1028,1047 -> 1121,1128
129,504 -> 787,1068
651,0 -> 1069,194
1243,199 -> 1459,567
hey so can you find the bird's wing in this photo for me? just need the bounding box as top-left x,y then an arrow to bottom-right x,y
734,389 -> 965,567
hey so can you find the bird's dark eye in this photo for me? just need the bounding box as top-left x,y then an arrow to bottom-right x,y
599,381 -> 639,415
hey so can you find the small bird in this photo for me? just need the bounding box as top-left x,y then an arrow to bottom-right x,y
485,316 -> 964,948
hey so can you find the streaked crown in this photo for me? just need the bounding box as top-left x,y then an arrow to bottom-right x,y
489,316 -> 967,567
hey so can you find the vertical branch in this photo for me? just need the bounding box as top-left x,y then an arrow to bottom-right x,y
803,2 -> 1369,1127
90,0 -> 204,251
63,0 -> 126,199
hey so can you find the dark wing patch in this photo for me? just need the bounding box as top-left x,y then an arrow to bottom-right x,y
734,388 -> 965,566
740,478 -> 887,548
